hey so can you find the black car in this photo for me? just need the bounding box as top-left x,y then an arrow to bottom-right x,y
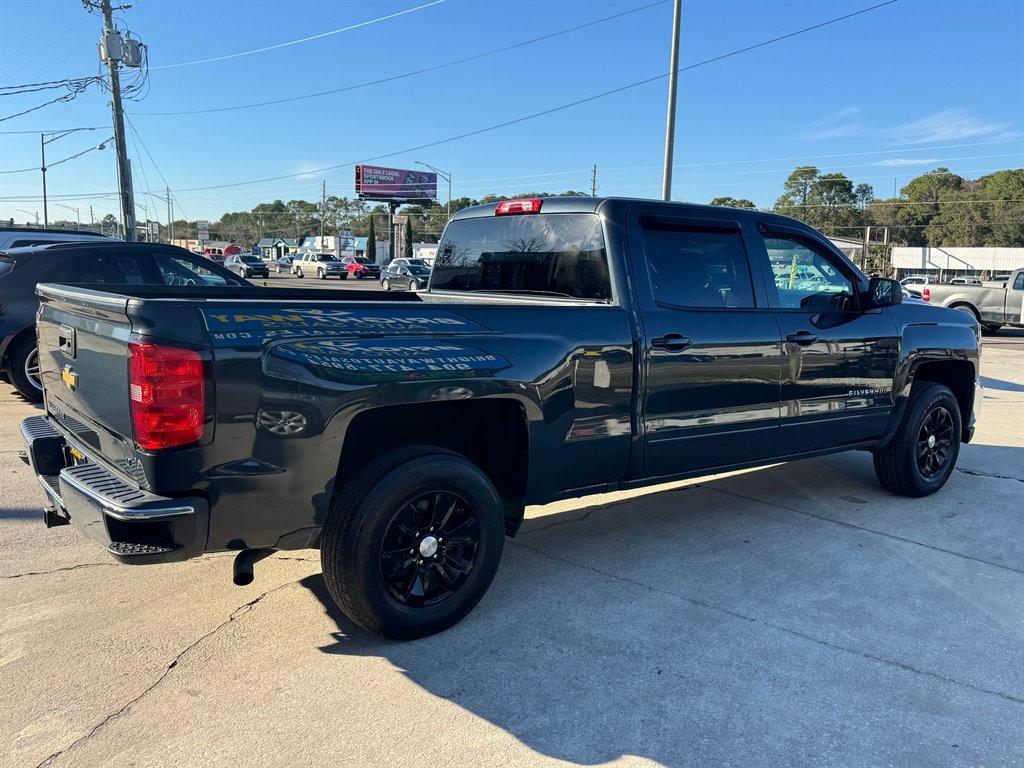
0,242 -> 245,401
381,262 -> 431,291
225,253 -> 269,278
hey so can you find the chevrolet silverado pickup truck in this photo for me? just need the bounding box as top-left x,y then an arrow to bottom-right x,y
919,267 -> 1024,334
21,197 -> 981,639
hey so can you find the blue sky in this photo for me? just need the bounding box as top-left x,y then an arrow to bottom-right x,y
1,0 -> 1022,225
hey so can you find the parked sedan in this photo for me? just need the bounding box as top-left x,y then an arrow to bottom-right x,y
381,263 -> 431,291
225,253 -> 269,279
274,254 -> 293,273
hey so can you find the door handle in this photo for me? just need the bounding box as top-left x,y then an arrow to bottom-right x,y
786,331 -> 819,346
651,333 -> 693,352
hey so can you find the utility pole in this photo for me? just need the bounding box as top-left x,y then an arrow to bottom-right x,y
89,205 -> 94,226
861,226 -> 870,272
166,185 -> 172,243
40,134 -> 48,225
660,0 -> 682,201
91,0 -> 137,241
320,179 -> 327,250
591,165 -> 598,197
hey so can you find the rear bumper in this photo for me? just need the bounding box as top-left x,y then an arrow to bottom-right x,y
20,415 -> 208,564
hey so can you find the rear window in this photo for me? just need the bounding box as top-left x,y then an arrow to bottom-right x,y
432,213 -> 611,300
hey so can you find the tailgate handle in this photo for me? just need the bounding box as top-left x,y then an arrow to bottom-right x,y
58,325 -> 76,359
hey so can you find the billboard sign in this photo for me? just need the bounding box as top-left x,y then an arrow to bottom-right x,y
197,220 -> 210,241
355,165 -> 437,201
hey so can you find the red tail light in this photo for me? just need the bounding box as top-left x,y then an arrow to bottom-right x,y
129,340 -> 205,450
922,287 -> 931,302
495,198 -> 543,216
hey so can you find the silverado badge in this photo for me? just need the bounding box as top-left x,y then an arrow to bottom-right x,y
61,365 -> 78,391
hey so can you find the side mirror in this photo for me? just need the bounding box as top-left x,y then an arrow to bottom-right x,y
864,277 -> 902,309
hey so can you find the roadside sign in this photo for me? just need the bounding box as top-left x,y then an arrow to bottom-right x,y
197,220 -> 210,241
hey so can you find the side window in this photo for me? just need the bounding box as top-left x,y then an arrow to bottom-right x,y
762,233 -> 856,311
641,224 -> 755,309
1013,272 -> 1024,291
153,254 -> 230,286
43,254 -> 145,284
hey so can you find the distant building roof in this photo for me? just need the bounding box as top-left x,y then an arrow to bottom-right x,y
257,238 -> 276,248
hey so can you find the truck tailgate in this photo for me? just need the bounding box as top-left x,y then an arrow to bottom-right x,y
35,285 -> 140,478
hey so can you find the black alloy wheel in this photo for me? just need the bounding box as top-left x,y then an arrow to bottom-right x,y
916,405 -> 954,478
378,491 -> 481,607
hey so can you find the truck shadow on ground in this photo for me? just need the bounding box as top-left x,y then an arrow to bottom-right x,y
298,450 -> 1024,767
979,376 -> 1024,393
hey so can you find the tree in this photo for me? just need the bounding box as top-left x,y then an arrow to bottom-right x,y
709,196 -> 756,209
366,215 -> 376,262
774,167 -> 871,235
404,217 -> 413,259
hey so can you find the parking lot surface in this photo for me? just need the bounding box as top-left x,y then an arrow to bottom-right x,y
1,331 -> 1021,768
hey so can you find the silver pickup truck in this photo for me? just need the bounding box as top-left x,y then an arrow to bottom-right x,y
922,267 -> 1024,334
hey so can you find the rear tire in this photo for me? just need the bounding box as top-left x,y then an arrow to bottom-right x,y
873,383 -> 960,497
296,268 -> 303,278
7,334 -> 43,403
382,278 -> 390,291
321,446 -> 505,639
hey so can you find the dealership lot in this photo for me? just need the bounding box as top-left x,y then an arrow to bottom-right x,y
1,333 -> 1021,768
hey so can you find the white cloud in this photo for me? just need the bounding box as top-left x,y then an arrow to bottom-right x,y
874,157 -> 939,167
798,106 -> 863,140
882,109 -> 1012,144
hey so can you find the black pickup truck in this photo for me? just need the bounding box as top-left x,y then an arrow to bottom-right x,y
21,197 -> 981,638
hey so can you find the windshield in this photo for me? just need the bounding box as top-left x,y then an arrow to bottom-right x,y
431,213 -> 611,300
316,254 -> 339,262
355,257 -> 374,265
409,265 -> 431,276
240,255 -> 262,264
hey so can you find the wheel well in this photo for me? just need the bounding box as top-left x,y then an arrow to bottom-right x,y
1,325 -> 34,370
948,302 -> 980,320
337,399 -> 529,533
911,360 -> 974,437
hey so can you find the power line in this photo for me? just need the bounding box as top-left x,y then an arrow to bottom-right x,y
159,0 -> 902,195
0,78 -> 99,122
149,0 -> 446,70
0,125 -> 105,135
124,114 -> 190,222
134,0 -> 669,116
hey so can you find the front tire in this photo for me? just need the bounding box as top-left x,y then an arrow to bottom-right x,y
382,278 -> 391,291
873,383 -> 961,497
318,268 -> 325,280
321,447 -> 505,639
7,334 -> 43,403
296,268 -> 303,278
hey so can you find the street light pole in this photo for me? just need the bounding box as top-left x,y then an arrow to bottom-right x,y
415,161 -> 453,222
660,0 -> 682,201
57,204 -> 81,230
17,209 -> 39,226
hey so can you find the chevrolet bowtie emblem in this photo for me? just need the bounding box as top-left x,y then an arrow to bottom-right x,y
61,365 -> 78,391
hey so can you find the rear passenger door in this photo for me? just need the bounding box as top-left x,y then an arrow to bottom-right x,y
628,205 -> 783,477
752,222 -> 900,454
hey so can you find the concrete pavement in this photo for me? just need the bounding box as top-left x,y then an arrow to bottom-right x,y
1,332 -> 1021,768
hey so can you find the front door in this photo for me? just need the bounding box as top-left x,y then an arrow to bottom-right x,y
628,206 -> 783,477
753,223 -> 900,454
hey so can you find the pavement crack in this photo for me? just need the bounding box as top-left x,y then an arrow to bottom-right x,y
34,580 -> 298,768
956,467 -> 1024,483
1,563 -> 116,580
511,540 -> 1024,706
709,486 -> 1024,576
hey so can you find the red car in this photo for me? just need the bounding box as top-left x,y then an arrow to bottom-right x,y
342,256 -> 381,279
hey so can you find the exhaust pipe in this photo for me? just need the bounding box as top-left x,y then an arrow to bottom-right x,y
232,548 -> 276,586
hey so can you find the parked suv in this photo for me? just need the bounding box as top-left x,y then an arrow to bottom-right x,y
342,255 -> 382,279
292,252 -> 347,279
0,226 -> 116,251
0,242 -> 244,401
